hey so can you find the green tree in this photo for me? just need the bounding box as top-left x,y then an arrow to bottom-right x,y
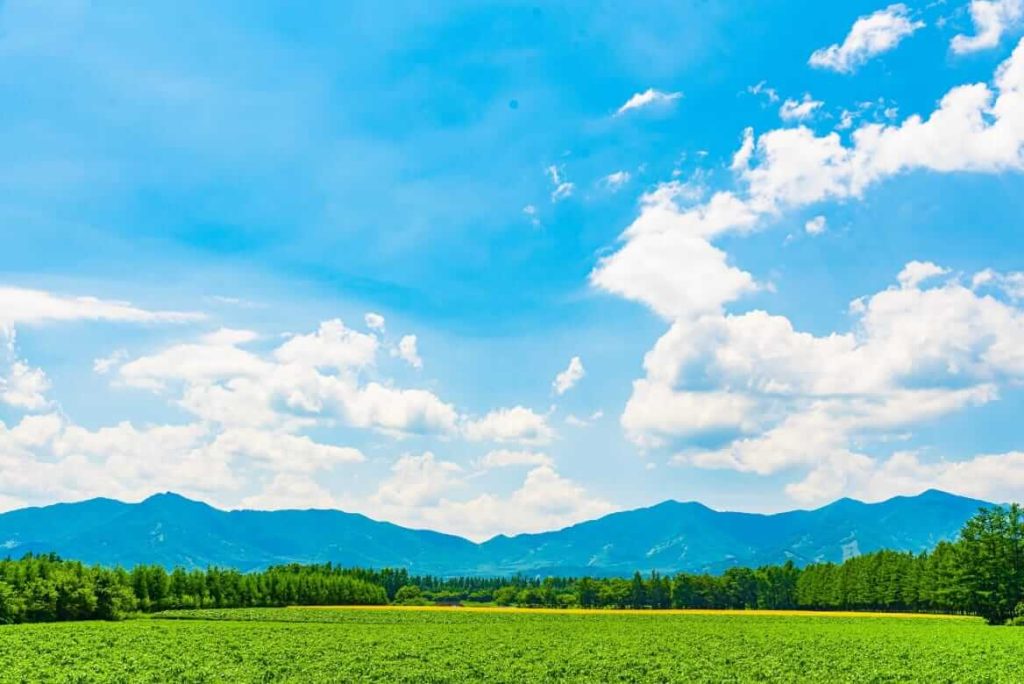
393,585 -> 424,604
956,505 -> 1024,624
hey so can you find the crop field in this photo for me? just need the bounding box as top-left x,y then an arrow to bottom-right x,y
1,607 -> 1022,683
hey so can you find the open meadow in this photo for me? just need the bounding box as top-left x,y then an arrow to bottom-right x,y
1,607 -> 1022,683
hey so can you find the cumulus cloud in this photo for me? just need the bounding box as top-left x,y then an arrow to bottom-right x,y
274,320 -> 378,371
553,356 -> 585,395
114,320 -> 456,436
805,215 -> 827,235
364,312 -> 386,333
1,361 -> 51,411
952,0 -> 1023,54
779,94 -> 823,122
896,261 -> 950,289
394,334 -> 422,369
615,88 -> 683,116
591,186 -> 759,320
0,417 -> 236,509
0,414 -> 372,514
595,39 -> 1024,323
650,265 -> 1024,503
463,406 -> 554,445
367,461 -> 612,541
0,286 -> 202,327
372,452 -> 463,508
0,330 -> 50,411
810,4 -> 924,73
240,473 -> 341,510
593,42 -> 1024,506
973,268 -> 1024,300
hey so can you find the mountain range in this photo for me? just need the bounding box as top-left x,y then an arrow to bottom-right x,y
0,489 -> 989,576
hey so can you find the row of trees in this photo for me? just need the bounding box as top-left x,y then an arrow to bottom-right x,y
2,505 -> 1021,625
386,505 -> 1023,624
0,555 -> 386,623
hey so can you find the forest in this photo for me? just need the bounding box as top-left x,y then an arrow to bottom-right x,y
1,504 -> 1021,625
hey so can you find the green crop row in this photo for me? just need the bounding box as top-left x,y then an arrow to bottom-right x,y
2,607 -> 1023,682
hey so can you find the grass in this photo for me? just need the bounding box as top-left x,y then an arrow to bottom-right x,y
1,607 -> 1021,682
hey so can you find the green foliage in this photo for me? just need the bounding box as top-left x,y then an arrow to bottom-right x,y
0,555 -> 386,624
2,608 -> 1024,681
955,504 -> 1024,624
2,502 -> 1022,626
393,585 -> 428,605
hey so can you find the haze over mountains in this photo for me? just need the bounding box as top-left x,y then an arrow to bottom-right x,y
0,490 -> 988,576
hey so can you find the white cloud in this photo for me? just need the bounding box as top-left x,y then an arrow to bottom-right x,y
240,473 -> 340,510
394,334 -> 422,369
805,215 -> 827,235
464,406 -> 554,445
207,429 -> 365,474
546,165 -> 575,202
810,4 -> 925,73
477,449 -> 553,469
343,383 -> 459,436
116,321 -> 457,436
624,381 -> 757,447
274,319 -> 378,371
553,356 -> 585,395
644,265 -> 1024,503
973,268 -> 1024,300
1,361 -> 50,410
595,44 -> 1024,508
591,187 -> 759,320
364,312 -> 386,333
731,128 -> 756,172
596,38 -> 1024,324
367,463 -> 613,541
372,452 -> 463,508
0,286 -> 202,327
952,0 -> 1023,54
615,88 -> 683,116
0,405 -> 371,513
119,338 -> 271,392
747,81 -> 780,104
93,349 -> 129,375
602,170 -> 632,191
896,260 -> 949,289
1,330 -> 50,411
0,417 -> 238,507
854,449 -> 1024,503
779,94 -> 824,122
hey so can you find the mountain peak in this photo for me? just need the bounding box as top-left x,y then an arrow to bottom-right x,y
140,492 -> 212,510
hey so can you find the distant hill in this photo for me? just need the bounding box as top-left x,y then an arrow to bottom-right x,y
0,489 -> 989,576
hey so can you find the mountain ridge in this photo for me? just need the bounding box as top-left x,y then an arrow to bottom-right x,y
0,489 -> 991,576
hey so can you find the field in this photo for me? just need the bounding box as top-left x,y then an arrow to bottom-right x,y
1,607 -> 1022,683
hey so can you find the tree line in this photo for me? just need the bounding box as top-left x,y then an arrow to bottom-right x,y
0,555 -> 386,623
1,504 -> 1021,625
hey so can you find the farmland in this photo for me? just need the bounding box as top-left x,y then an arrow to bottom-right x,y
2,607 -> 1023,683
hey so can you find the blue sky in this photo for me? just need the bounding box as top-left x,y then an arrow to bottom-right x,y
2,0 -> 1024,539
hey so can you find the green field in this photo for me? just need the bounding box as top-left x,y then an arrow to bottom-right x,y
1,607 -> 1022,683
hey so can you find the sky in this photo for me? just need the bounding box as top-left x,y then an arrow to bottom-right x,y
2,0 -> 1024,540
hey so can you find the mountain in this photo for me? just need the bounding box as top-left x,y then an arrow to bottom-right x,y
0,490 -> 989,576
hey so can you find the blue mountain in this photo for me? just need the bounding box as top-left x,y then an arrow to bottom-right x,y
0,489 -> 988,576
